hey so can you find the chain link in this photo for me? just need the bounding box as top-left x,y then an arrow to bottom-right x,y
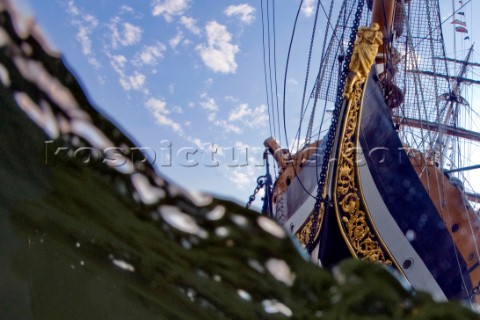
305,0 -> 366,254
246,175 -> 267,209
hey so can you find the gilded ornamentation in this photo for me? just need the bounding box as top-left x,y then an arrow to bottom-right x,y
344,23 -> 383,98
295,203 -> 324,247
335,24 -> 392,265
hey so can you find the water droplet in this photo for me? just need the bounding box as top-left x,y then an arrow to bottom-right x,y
265,258 -> 295,287
187,190 -> 213,207
196,269 -> 208,278
0,63 -> 11,86
231,214 -> 248,227
257,216 -> 286,239
330,293 -> 342,304
206,205 -> 225,221
112,259 -> 135,272
186,288 -> 196,301
215,227 -> 229,237
248,259 -> 265,273
181,238 -> 192,250
131,174 -> 165,205
237,289 -> 252,301
160,205 -> 207,238
262,299 -> 292,317
314,310 -> 324,318
151,211 -> 160,221
406,230 -> 416,242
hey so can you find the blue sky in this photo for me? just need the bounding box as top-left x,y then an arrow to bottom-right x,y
17,0 -> 480,208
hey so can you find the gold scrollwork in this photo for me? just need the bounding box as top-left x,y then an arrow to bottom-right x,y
335,23 -> 392,265
295,203 -> 324,247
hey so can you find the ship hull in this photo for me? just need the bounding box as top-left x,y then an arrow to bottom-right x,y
357,75 -> 470,301
276,73 -> 473,302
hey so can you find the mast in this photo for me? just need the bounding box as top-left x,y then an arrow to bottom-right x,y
431,45 -> 476,166
371,0 -> 395,55
371,0 -> 395,76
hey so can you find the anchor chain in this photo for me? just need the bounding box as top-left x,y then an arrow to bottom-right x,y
246,175 -> 267,209
305,0 -> 366,254
246,151 -> 273,216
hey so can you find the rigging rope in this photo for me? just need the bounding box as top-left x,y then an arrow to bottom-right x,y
272,0 -> 282,146
282,0 -> 305,152
266,0 -> 278,142
296,0 -> 322,152
281,0 -> 320,200
260,0 -> 275,140
305,0 -> 335,147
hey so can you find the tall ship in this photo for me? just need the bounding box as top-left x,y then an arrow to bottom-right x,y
249,0 -> 480,305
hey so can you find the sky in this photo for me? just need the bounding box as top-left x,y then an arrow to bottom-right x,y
15,0 -> 480,209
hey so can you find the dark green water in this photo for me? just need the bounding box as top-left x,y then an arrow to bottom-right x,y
0,2 -> 478,319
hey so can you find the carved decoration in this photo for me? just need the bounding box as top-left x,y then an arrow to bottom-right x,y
295,203 -> 324,247
344,23 -> 383,98
335,23 -> 392,265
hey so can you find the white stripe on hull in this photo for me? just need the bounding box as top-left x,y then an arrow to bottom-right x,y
357,147 -> 447,301
275,146 -> 448,301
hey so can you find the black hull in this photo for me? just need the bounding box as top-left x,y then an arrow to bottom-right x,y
318,74 -> 471,301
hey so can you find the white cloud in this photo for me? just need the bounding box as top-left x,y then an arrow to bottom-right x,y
179,16 -> 201,35
227,162 -> 260,189
65,0 -> 100,68
172,105 -> 184,114
146,97 -> 169,114
204,78 -> 214,88
146,98 -> 183,133
110,54 -> 127,74
200,93 -> 218,112
152,0 -> 191,22
188,137 -> 204,150
226,146 -> 266,190
287,78 -> 299,86
77,19 -> 97,56
108,54 -> 146,92
229,103 -> 268,128
225,95 -> 239,102
224,4 -> 255,25
199,93 -> 241,134
169,31 -> 184,49
229,170 -> 250,189
119,71 -> 146,91
66,0 -> 80,16
109,18 -> 143,48
212,118 -> 241,134
229,103 -> 249,121
301,0 -> 315,17
133,43 -> 167,66
196,21 -> 239,74
120,5 -> 134,14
